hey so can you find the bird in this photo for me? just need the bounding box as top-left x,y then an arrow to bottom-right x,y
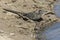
23,10 -> 43,22
3,8 -> 43,22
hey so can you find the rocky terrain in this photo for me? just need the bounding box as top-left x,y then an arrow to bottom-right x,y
0,0 -> 59,40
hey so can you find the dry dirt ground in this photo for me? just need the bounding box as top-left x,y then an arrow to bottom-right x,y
0,0 -> 59,40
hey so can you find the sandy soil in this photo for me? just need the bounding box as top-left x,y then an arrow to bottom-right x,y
0,0 -> 59,40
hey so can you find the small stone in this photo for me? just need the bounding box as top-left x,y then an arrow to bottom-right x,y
10,33 -> 15,36
0,30 -> 4,33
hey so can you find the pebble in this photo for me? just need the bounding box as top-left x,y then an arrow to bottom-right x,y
10,33 -> 15,36
0,30 -> 4,33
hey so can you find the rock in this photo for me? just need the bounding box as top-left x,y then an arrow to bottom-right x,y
0,30 -> 4,33
10,33 -> 15,36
